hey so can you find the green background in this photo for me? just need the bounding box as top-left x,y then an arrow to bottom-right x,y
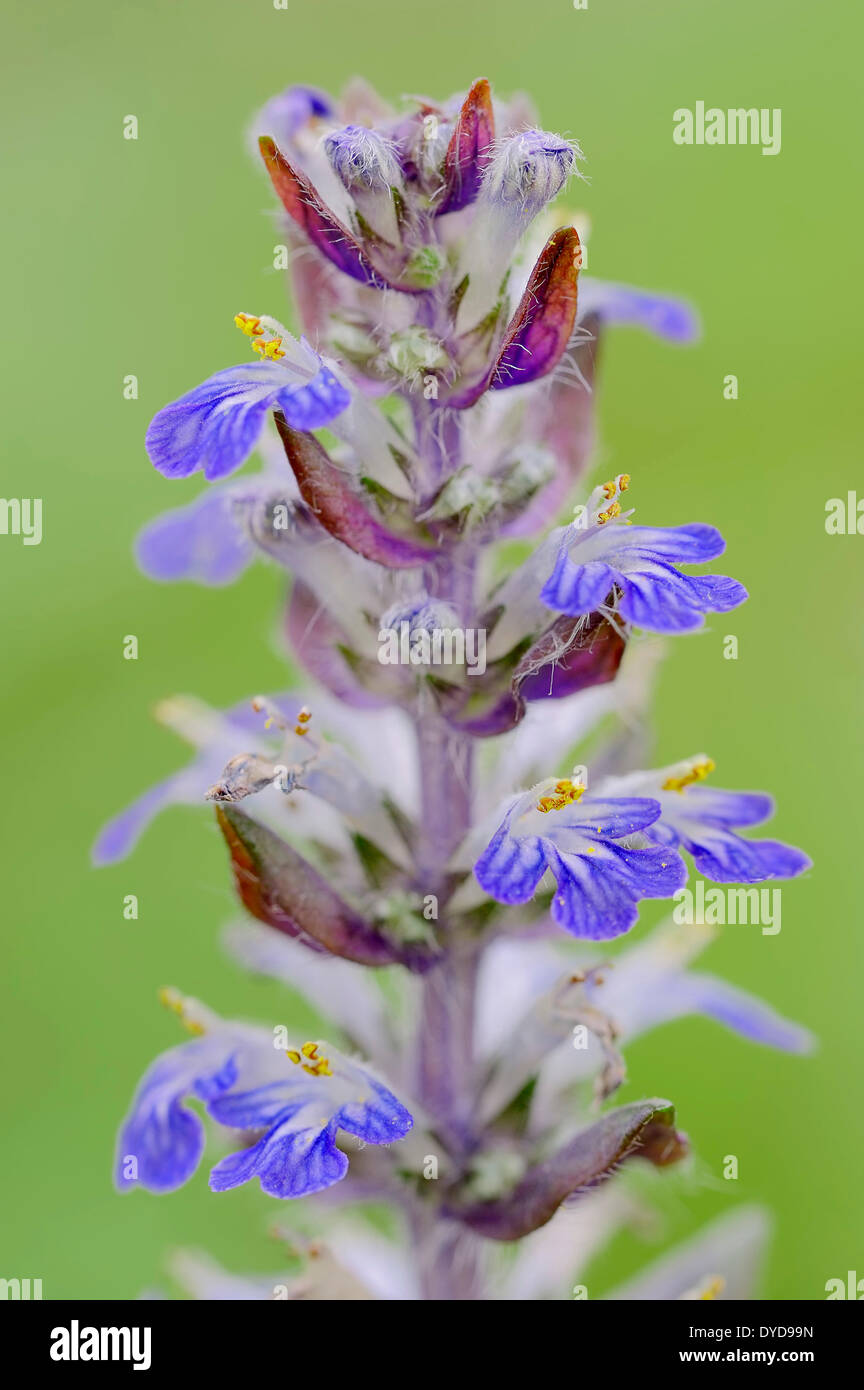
1,0 -> 860,1299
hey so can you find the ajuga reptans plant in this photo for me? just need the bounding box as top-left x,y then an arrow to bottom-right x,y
96,78 -> 812,1302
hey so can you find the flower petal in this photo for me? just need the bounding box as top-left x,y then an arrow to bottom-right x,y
115,1043 -> 237,1193
209,1120 -> 348,1199
474,821 -> 548,904
540,550 -> 616,615
548,841 -> 686,940
578,277 -> 699,343
682,829 -> 811,882
134,489 -> 254,586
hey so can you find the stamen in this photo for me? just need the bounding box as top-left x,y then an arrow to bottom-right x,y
158,986 -> 206,1036
662,757 -> 716,793
294,706 -> 312,737
251,696 -> 289,732
252,336 -> 287,361
285,1041 -> 333,1078
537,778 -> 586,813
597,500 -> 621,525
234,312 -> 263,337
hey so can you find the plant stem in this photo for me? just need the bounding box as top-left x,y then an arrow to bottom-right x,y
410,403 -> 485,1297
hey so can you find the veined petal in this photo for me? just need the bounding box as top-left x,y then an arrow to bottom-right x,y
474,821 -> 548,904
209,1120 -> 348,1199
617,562 -> 747,633
609,522 -> 727,564
541,550 -> 616,615
548,840 -> 686,940
208,1046 -> 413,1199
145,360 -> 349,483
681,828 -> 811,882
115,1040 -> 238,1193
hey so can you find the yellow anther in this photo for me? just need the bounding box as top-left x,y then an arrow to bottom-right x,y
293,706 -> 312,738
662,758 -> 716,794
597,501 -> 622,525
158,987 -> 205,1036
234,312 -> 263,337
601,479 -> 617,500
537,779 -> 586,814
617,473 -> 631,492
252,336 -> 286,361
286,1050 -> 301,1064
158,986 -> 184,1016
301,1042 -> 319,1059
302,1058 -> 333,1077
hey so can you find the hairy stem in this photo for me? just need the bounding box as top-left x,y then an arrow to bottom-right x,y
410,404 -> 485,1298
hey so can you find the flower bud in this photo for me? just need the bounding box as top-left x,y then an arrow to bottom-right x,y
455,128 -> 583,332
484,129 -> 580,213
324,124 -> 404,242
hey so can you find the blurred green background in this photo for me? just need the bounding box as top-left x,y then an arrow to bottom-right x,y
1,0 -> 860,1299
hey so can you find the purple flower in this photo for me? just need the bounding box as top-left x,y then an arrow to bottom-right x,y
602,757 -> 811,882
115,991 -> 412,1200
145,317 -> 349,481
540,476 -> 747,634
474,777 -> 686,939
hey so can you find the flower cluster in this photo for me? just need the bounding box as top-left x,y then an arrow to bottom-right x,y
99,77 -> 811,1301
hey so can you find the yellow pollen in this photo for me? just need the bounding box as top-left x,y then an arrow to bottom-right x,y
537,779 -> 586,814
253,336 -> 286,360
601,479 -> 617,500
288,1042 -> 334,1078
234,312 -> 263,337
597,501 -> 621,525
617,473 -> 631,492
158,986 -> 205,1036
662,758 -> 716,794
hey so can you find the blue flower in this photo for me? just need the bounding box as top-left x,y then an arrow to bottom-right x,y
540,476 -> 747,634
115,991 -> 412,1200
474,777 -> 686,939
602,757 -> 811,882
145,316 -> 350,481
206,1048 -> 412,1200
